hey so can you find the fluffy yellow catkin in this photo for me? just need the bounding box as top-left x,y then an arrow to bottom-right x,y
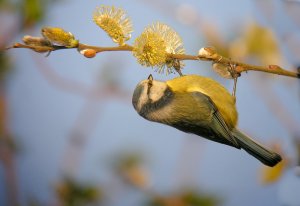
93,5 -> 133,46
133,22 -> 185,75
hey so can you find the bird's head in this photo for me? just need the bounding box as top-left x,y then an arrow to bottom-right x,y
132,74 -> 169,116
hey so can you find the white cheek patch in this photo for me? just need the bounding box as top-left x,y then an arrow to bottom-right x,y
134,80 -> 168,113
149,81 -> 167,102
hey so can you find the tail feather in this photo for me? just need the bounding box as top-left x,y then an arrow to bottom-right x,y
232,129 -> 282,167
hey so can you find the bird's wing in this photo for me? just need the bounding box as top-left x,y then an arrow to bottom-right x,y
191,92 -> 239,148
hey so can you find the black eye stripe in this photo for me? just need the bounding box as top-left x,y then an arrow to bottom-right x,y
139,86 -> 173,117
147,84 -> 152,96
147,82 -> 152,95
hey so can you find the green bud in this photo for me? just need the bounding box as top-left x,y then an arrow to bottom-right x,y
41,27 -> 79,48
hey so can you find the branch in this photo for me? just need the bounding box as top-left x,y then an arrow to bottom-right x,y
78,43 -> 133,53
141,1 -> 300,79
7,41 -> 300,79
170,48 -> 300,78
4,5 -> 300,79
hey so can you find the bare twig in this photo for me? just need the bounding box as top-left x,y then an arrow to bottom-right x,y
9,42 -> 300,79
78,43 -> 133,53
171,52 -> 300,78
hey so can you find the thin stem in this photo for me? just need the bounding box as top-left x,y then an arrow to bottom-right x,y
168,53 -> 199,61
77,43 -> 133,53
232,77 -> 237,97
197,53 -> 300,79
235,63 -> 299,78
169,52 -> 299,78
8,40 -> 300,78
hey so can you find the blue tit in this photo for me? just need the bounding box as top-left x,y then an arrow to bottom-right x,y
132,74 -> 282,167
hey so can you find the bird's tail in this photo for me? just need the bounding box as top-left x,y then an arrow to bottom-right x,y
232,129 -> 282,167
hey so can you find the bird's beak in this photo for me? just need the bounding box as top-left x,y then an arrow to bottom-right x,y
147,74 -> 153,85
148,74 -> 153,81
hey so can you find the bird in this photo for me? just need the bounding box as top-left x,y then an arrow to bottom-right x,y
132,74 -> 282,167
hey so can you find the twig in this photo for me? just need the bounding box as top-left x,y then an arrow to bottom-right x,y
7,42 -> 300,79
171,52 -> 300,78
78,43 -> 133,53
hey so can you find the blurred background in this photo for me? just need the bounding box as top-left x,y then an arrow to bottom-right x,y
1,0 -> 300,205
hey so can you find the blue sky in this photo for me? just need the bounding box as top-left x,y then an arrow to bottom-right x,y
2,0 -> 300,205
